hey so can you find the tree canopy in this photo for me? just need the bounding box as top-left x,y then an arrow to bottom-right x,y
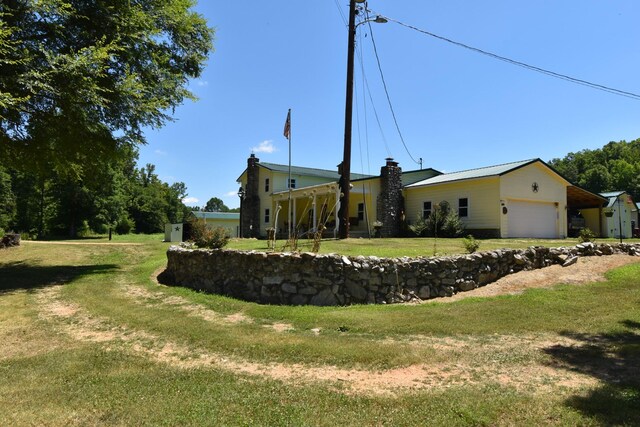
2,150 -> 192,237
0,0 -> 213,177
549,138 -> 640,200
204,197 -> 229,212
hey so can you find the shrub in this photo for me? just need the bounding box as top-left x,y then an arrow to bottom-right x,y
115,216 -> 134,234
408,215 -> 428,237
462,234 -> 480,253
188,217 -> 229,249
578,227 -> 596,243
421,201 -> 466,238
441,212 -> 466,238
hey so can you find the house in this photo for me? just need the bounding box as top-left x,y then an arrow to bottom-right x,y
405,159 -> 606,238
584,191 -> 635,239
236,155 -> 606,239
633,202 -> 639,236
191,211 -> 240,237
236,154 -> 439,237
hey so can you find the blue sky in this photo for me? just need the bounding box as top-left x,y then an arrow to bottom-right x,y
137,1 -> 640,209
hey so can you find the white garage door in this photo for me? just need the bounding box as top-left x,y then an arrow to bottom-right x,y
508,201 -> 558,238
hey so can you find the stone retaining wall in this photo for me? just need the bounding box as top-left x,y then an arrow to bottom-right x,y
160,242 -> 640,306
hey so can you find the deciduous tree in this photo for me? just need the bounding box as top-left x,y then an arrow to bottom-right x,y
0,0 -> 213,178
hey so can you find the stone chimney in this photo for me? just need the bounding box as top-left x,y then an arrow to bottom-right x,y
376,158 -> 403,237
242,154 -> 261,237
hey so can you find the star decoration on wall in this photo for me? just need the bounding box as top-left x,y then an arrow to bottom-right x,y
532,182 -> 539,193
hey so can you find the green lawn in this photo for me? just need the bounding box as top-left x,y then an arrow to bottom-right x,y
227,236 -> 640,257
1,235 -> 639,425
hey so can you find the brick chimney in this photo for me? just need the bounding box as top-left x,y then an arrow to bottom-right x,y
242,154 -> 261,237
376,158 -> 403,237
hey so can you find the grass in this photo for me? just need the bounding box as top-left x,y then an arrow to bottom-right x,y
227,236 -> 640,257
1,235 -> 639,425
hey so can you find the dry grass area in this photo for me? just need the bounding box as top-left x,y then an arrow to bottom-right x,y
2,236 -> 639,425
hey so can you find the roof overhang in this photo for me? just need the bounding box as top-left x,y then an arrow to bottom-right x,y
272,182 -> 340,201
567,186 -> 607,209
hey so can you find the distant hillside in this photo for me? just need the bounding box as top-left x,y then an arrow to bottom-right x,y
549,138 -> 640,200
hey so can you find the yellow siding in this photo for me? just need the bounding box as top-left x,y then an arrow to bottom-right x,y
404,177 -> 500,230
204,218 -> 239,238
500,162 -> 568,202
350,178 -> 380,235
580,208 -> 601,236
270,171 -> 336,193
499,162 -> 569,238
257,169 -> 272,236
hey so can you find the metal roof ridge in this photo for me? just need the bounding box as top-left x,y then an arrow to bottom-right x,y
437,158 -> 537,176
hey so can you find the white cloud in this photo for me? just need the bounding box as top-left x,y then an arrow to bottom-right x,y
182,197 -> 199,204
251,140 -> 276,154
196,79 -> 209,87
225,191 -> 239,197
154,149 -> 167,156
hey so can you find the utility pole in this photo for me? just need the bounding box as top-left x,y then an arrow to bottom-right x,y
338,0 -> 359,239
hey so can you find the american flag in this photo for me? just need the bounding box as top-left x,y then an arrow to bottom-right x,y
283,110 -> 291,139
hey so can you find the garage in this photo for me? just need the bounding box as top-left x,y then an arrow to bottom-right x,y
507,200 -> 558,238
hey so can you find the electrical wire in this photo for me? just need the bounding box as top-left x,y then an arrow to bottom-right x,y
365,10 -> 422,166
333,0 -> 347,26
356,49 -> 393,159
335,0 -> 393,160
383,16 -> 640,101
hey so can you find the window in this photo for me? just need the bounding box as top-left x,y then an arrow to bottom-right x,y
265,178 -> 269,192
458,198 -> 468,217
264,208 -> 270,224
423,201 -> 432,218
288,178 -> 296,189
357,203 -> 365,221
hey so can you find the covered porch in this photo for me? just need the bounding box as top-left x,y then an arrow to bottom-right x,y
270,181 -> 376,239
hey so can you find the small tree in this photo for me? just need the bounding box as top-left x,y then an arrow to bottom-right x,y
423,201 -> 466,238
408,214 -> 429,237
462,234 -> 481,253
578,227 -> 596,243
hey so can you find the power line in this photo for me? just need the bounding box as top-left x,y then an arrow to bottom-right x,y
333,0 -> 347,26
384,16 -> 640,101
366,10 -> 422,165
356,38 -> 393,159
336,1 -> 393,159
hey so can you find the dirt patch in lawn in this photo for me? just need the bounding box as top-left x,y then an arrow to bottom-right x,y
431,254 -> 639,303
35,284 -> 599,396
32,256 -> 639,397
24,241 -> 142,246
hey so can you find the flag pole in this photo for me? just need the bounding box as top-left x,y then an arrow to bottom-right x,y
284,109 -> 292,240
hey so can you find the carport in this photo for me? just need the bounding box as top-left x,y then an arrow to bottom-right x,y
566,186 -> 607,236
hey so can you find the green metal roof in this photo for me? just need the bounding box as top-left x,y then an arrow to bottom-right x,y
406,159 -> 542,188
259,162 -> 374,181
600,191 -> 625,198
191,211 -> 239,220
600,191 -> 627,208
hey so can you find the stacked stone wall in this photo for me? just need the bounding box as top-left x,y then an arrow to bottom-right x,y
161,242 -> 640,306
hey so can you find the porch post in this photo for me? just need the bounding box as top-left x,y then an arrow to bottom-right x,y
335,186 -> 341,238
292,196 -> 297,234
312,194 -> 317,232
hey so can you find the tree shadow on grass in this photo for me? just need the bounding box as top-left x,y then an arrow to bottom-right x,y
544,320 -> 640,425
0,261 -> 119,293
